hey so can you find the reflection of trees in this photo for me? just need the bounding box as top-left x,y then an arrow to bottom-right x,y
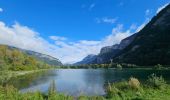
82,69 -> 165,92
8,70 -> 58,90
101,69 -> 170,84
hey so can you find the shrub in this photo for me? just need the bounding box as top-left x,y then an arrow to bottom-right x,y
90,96 -> 106,100
154,64 -> 163,70
106,83 -> 120,99
116,64 -> 122,69
128,77 -> 140,90
0,71 -> 13,86
78,95 -> 89,100
2,85 -> 20,100
106,82 -> 128,99
22,92 -> 44,100
147,74 -> 166,89
114,81 -> 129,91
48,94 -> 73,100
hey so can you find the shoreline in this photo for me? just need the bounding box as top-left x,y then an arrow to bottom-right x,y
11,69 -> 54,77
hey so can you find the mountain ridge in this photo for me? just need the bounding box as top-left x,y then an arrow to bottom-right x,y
76,3 -> 170,66
2,44 -> 62,66
113,3 -> 170,65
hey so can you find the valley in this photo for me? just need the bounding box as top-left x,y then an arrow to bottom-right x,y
0,1 -> 170,100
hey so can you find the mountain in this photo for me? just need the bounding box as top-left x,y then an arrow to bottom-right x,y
76,34 -> 136,64
23,51 -> 62,66
74,54 -> 97,65
7,45 -> 62,66
113,4 -> 170,66
92,34 -> 137,64
77,3 -> 170,66
0,44 -> 50,70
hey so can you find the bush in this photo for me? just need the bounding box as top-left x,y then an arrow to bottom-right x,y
147,74 -> 166,89
128,77 -> 140,90
22,92 -> 44,100
154,64 -> 163,70
106,81 -> 129,99
116,64 -> 122,69
0,71 -> 13,86
106,83 -> 120,99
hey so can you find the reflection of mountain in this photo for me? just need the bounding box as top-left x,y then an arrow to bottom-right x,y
76,4 -> 170,66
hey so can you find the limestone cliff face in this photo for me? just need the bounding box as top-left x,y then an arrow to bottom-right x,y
93,34 -> 136,64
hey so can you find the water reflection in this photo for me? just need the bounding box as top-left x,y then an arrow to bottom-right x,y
8,69 -> 170,96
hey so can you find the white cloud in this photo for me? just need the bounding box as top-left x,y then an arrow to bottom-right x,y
0,8 -> 3,12
89,3 -> 95,10
49,36 -> 67,41
96,17 -> 117,24
130,24 -> 137,30
52,24 -> 132,63
135,18 -> 149,33
0,21 -> 136,64
0,22 -> 54,55
156,3 -> 169,14
145,9 -> 151,16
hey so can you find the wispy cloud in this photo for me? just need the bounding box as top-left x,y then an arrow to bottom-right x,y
0,21 -> 136,64
89,3 -> 96,11
135,18 -> 150,32
156,3 -> 169,14
0,8 -> 3,12
49,36 -> 67,41
129,24 -> 137,31
52,24 -> 132,63
96,17 -> 118,24
135,8 -> 153,33
145,9 -> 152,16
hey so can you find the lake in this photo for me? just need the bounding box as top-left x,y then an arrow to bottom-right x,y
9,69 -> 170,96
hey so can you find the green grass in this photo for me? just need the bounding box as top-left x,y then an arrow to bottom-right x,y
106,83 -> 170,100
1,84 -> 170,100
105,74 -> 170,100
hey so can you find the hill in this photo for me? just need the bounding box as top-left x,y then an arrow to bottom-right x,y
0,44 -> 62,71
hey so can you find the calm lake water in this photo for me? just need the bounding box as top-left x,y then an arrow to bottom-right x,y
9,69 -> 170,96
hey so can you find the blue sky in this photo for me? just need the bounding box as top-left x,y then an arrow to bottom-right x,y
0,0 -> 169,63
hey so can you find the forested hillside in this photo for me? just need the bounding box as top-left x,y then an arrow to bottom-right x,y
0,45 -> 52,71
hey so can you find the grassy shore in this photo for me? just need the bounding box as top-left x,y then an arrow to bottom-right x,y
11,69 -> 52,77
0,73 -> 170,100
